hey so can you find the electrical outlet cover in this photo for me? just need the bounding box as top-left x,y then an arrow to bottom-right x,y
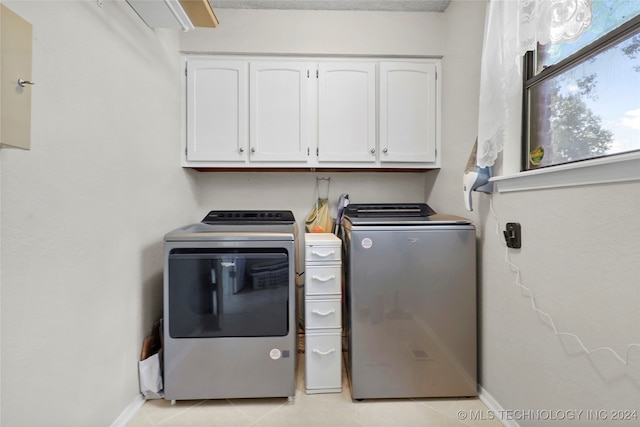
505,222 -> 521,249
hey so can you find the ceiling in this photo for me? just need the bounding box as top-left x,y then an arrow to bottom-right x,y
209,1 -> 452,12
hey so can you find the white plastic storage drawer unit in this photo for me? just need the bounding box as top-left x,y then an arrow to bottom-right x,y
304,233 -> 342,394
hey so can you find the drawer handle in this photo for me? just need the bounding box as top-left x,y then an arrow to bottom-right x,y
311,250 -> 335,258
312,275 -> 336,282
312,348 -> 336,356
311,309 -> 336,317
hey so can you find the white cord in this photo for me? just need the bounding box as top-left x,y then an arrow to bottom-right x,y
489,197 -> 640,366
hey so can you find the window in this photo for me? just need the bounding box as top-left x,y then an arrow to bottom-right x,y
523,1 -> 640,171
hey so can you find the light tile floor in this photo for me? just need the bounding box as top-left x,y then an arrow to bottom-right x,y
127,354 -> 503,427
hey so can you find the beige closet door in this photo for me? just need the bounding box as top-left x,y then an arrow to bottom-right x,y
1,4 -> 33,150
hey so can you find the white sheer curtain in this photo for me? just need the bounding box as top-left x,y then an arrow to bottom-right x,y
476,0 -> 592,168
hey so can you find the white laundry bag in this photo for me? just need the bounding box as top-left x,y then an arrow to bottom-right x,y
139,352 -> 163,399
139,320 -> 164,399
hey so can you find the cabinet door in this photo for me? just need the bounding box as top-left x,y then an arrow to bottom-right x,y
249,62 -> 310,162
379,62 -> 438,163
0,5 -> 32,150
318,63 -> 376,163
186,60 -> 248,162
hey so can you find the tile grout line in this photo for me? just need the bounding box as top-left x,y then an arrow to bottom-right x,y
228,397 -> 291,427
153,400 -> 208,426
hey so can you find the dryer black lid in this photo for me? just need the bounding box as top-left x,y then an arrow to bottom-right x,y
202,210 -> 295,225
342,203 -> 436,218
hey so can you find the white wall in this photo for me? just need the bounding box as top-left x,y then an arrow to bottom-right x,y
425,0 -> 486,217
477,185 -> 640,423
180,7 -> 445,55
0,1 -> 197,425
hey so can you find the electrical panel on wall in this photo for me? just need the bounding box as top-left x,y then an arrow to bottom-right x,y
0,4 -> 33,150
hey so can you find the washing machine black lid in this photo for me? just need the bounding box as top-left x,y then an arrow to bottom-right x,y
202,210 -> 295,225
343,203 -> 436,218
343,203 -> 472,226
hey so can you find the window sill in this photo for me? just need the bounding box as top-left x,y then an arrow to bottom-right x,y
490,152 -> 640,193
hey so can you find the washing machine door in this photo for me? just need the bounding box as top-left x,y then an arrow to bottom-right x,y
167,248 -> 290,338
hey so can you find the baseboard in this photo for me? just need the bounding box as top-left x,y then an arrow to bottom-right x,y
478,386 -> 520,427
110,393 -> 146,427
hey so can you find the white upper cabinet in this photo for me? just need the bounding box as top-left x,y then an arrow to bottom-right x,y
186,60 -> 248,163
379,62 -> 438,164
183,56 -> 441,169
249,61 -> 311,163
317,63 -> 376,163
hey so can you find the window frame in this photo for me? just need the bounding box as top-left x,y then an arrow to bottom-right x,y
522,14 -> 640,172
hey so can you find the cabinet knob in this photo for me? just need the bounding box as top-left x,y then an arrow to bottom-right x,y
383,148 -> 388,154
370,148 -> 376,154
239,147 -> 244,153
251,147 -> 256,153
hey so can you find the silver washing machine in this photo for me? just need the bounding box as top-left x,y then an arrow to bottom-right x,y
342,203 -> 477,400
163,211 -> 297,402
